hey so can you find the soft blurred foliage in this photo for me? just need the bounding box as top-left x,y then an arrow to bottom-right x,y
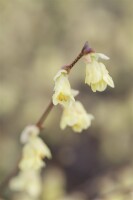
0,0 -> 133,199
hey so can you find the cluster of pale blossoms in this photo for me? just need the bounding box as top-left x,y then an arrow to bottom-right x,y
53,52 -> 114,132
10,125 -> 52,199
9,48 -> 114,199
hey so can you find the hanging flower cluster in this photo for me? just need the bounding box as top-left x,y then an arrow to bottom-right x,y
10,125 -> 52,199
52,69 -> 94,132
19,125 -> 51,170
84,53 -> 114,92
52,49 -> 114,132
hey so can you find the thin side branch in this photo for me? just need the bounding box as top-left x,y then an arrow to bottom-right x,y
36,100 -> 54,130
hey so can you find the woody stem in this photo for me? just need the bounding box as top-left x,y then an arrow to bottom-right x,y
36,100 -> 54,130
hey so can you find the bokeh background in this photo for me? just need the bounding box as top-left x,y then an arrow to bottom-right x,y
0,0 -> 133,199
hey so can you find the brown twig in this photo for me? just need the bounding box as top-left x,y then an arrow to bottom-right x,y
62,41 -> 94,73
36,100 -> 54,130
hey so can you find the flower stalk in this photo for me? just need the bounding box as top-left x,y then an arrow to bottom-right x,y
36,100 -> 54,130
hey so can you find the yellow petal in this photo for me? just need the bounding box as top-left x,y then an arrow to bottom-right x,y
91,80 -> 107,92
103,74 -> 115,88
60,101 -> 94,133
85,61 -> 103,84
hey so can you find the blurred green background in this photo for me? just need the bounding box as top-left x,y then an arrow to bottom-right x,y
0,0 -> 133,199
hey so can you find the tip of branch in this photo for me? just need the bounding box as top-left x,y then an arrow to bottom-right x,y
81,41 -> 95,55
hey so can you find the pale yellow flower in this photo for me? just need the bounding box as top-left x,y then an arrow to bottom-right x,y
52,70 -> 75,107
20,125 -> 40,144
60,101 -> 94,132
19,135 -> 52,170
84,53 -> 114,92
9,170 -> 41,198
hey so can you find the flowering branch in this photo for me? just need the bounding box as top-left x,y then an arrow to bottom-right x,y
0,41 -> 115,198
36,42 -> 93,130
0,42 -> 92,195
